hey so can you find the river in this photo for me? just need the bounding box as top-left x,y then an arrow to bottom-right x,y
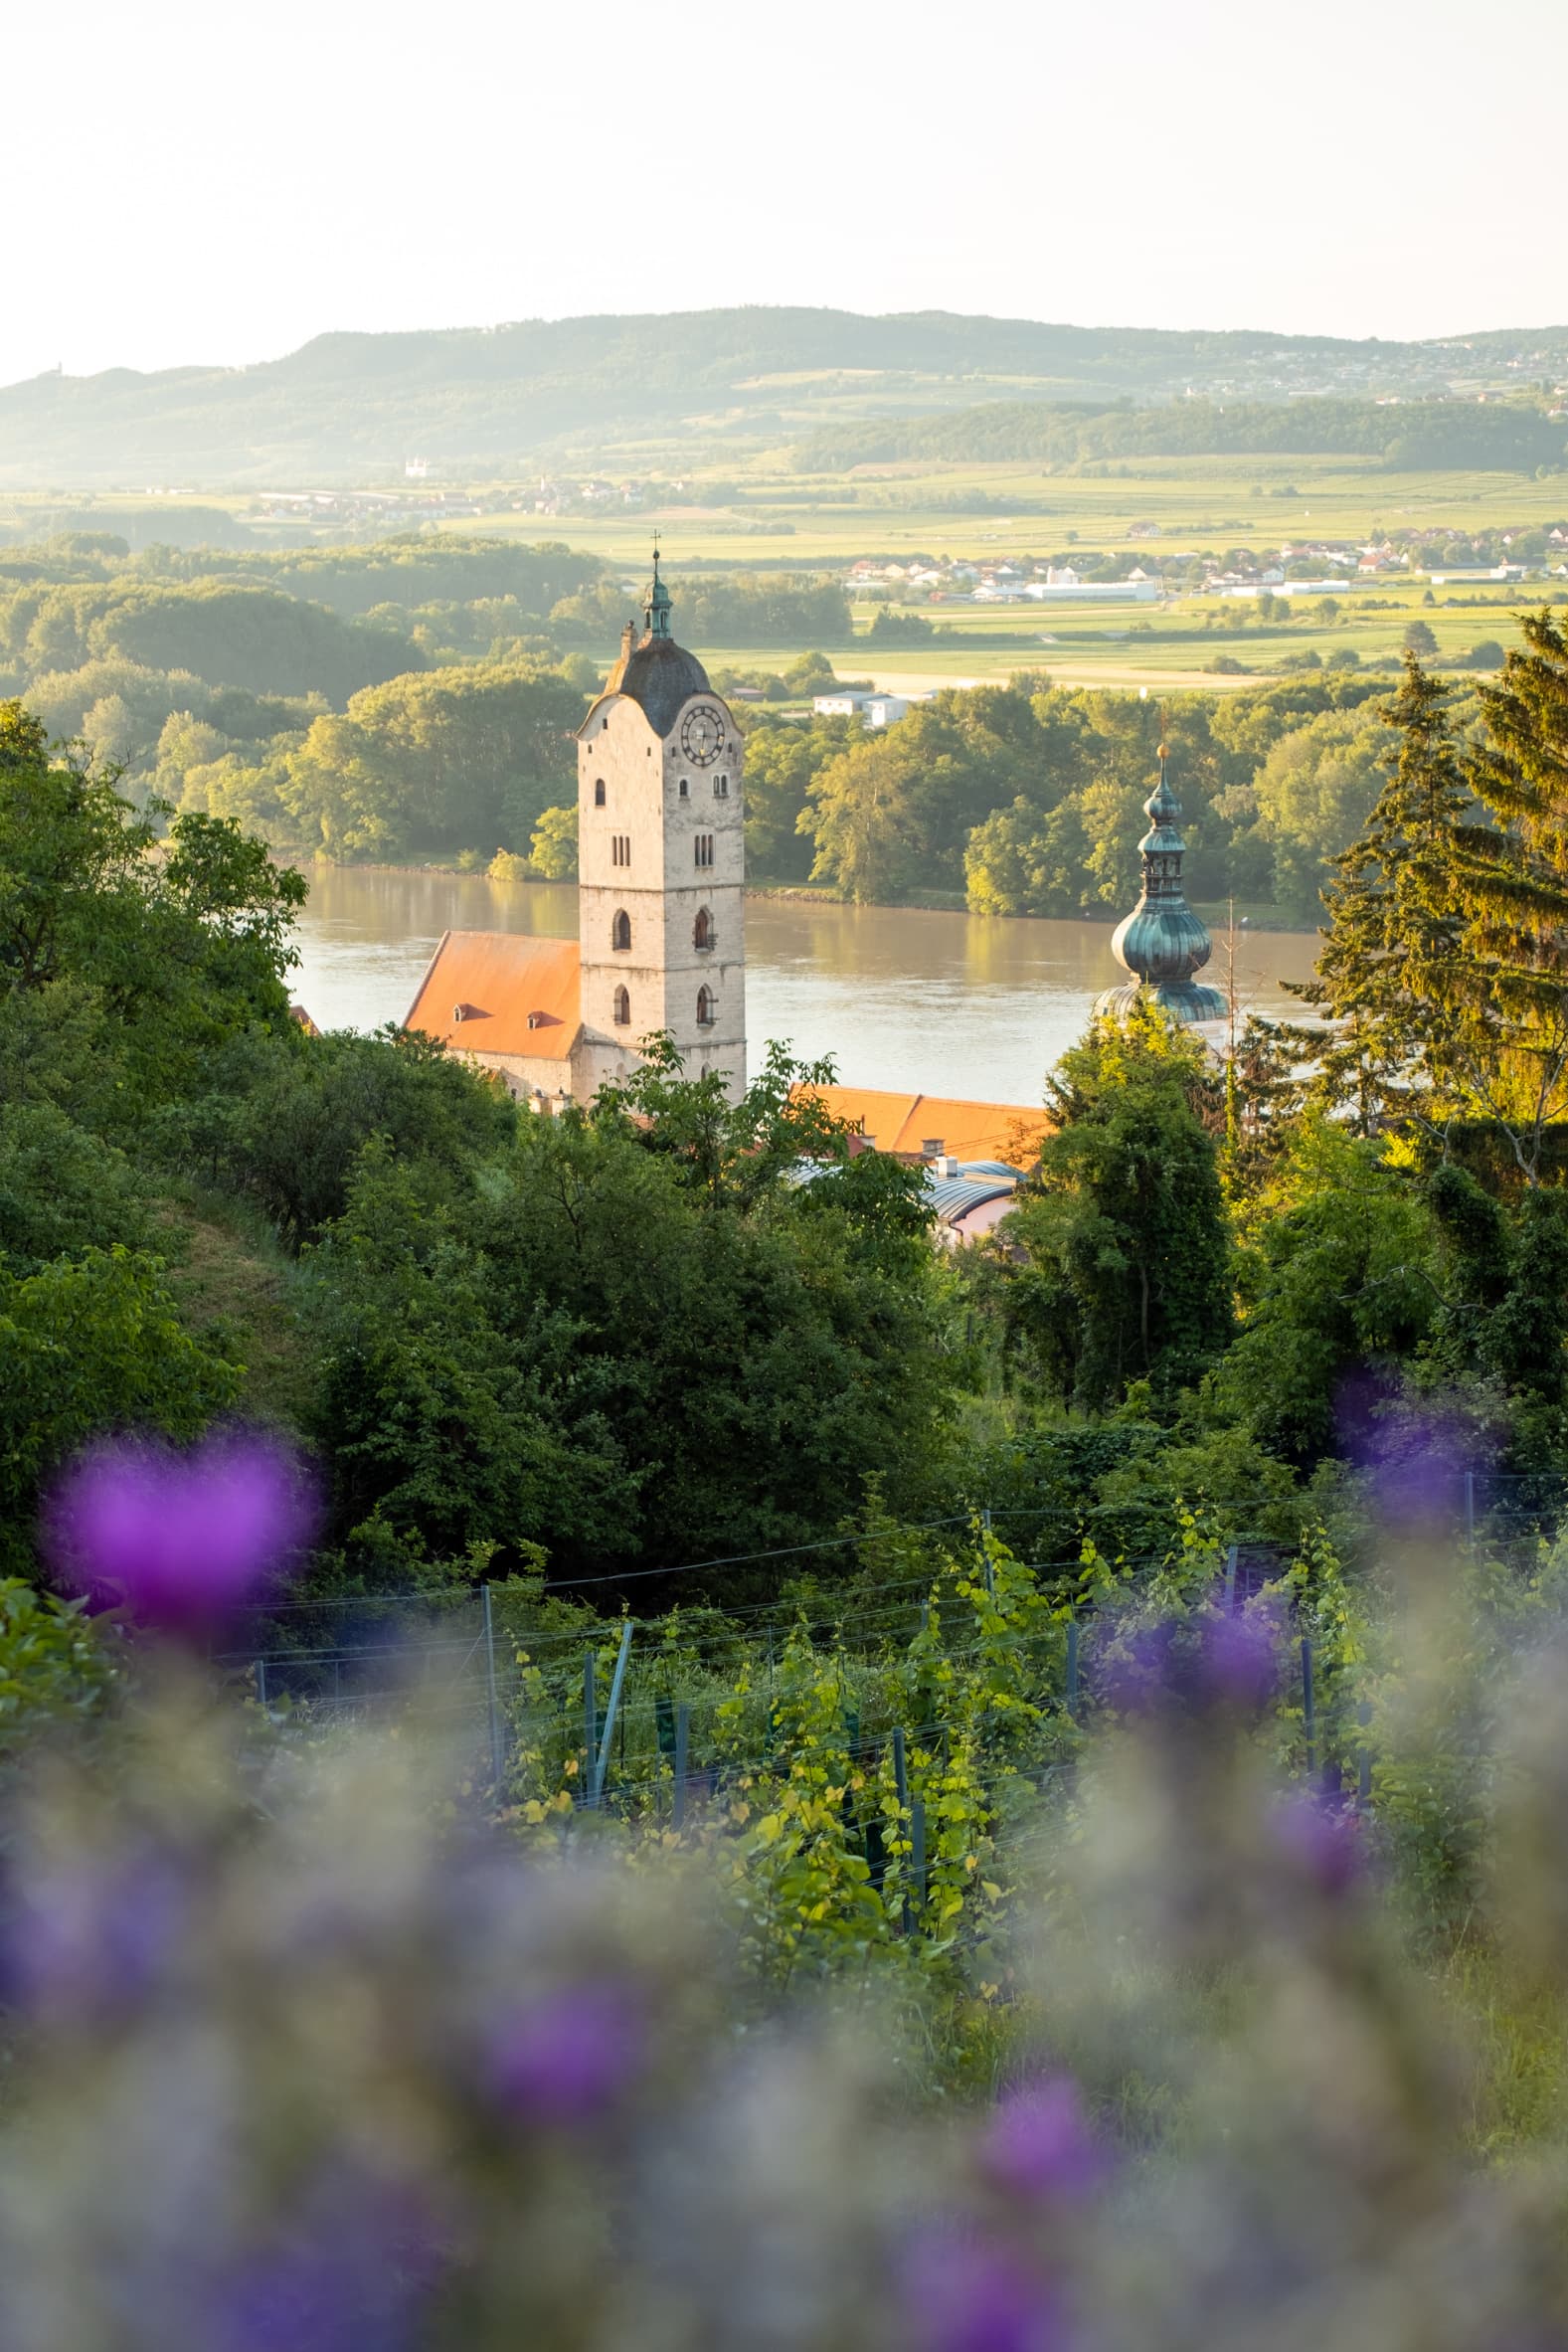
289,865 -> 1322,1106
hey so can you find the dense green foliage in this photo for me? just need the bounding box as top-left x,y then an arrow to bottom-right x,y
6,306 -> 1565,482
795,393 -> 1568,475
0,713 -> 962,1593
741,673 -> 1398,911
8,605 -> 1568,1646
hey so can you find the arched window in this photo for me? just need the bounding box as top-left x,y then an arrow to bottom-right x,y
693,907 -> 713,951
611,909 -> 631,952
696,985 -> 715,1028
613,986 -> 631,1027
594,779 -> 606,807
714,773 -> 729,799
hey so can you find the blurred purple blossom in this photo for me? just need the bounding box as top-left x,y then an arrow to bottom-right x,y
1095,1621 -> 1177,1716
906,2233 -> 1064,2352
487,1982 -> 642,2123
8,1848 -> 188,2021
214,2175 -> 437,2352
980,2076 -> 1109,2205
1274,1788 -> 1365,1899
1201,1606 -> 1283,1710
1100,1608 -> 1282,1718
43,1429 -> 314,1632
1333,1371 -> 1486,1532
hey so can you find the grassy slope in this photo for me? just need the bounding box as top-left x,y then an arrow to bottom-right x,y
155,1194 -> 314,1432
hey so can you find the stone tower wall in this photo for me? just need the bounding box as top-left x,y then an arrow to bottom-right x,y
577,689 -> 748,1099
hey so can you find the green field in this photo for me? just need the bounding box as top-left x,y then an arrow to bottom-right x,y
8,439 -> 1562,697
409,445 -> 1566,690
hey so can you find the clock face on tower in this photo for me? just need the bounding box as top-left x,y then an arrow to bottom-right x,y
679,703 -> 725,767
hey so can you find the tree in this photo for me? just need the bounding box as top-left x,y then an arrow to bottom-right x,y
1249,704 -> 1391,920
1291,658 -> 1475,1132
999,1004 -> 1232,1413
194,1025 -> 517,1246
298,1049 -> 957,1587
1404,620 -> 1439,658
283,662 -> 583,860
1208,1118 -> 1442,1463
527,805 -> 578,880
0,1248 -> 240,1575
1290,636 -> 1568,1178
741,715 -> 849,883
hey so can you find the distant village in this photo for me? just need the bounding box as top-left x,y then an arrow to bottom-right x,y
252,475 -> 1568,599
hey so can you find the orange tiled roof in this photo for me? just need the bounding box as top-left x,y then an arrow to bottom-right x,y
800,1086 -> 1048,1168
405,931 -> 582,1061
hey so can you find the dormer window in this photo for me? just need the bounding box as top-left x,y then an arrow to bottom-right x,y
594,779 -> 606,807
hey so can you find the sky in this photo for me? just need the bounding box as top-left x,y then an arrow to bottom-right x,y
5,0 -> 1564,385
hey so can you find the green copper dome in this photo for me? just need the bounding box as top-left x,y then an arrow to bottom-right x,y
1095,744 -> 1225,1024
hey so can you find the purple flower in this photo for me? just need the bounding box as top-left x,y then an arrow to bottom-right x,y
905,2234 -> 1064,2352
1200,1607 -> 1282,1710
1333,1372 -> 1484,1533
7,1848 -> 188,2020
979,2076 -> 1108,2205
1273,1788 -> 1364,1899
487,1983 -> 642,2123
214,2176 -> 437,2352
43,1430 -> 314,1633
1096,1622 -> 1177,1716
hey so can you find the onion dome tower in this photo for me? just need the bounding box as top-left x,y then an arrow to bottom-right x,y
1095,736 -> 1225,1024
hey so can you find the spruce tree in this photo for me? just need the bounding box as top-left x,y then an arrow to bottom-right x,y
1451,608 -> 1568,1177
1293,655 -> 1472,1132
1300,631 -> 1568,1178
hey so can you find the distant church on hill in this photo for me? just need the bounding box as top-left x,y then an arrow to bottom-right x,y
407,553 -> 748,1105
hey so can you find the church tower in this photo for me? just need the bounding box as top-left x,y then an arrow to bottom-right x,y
1095,734 -> 1225,1024
576,553 -> 748,1099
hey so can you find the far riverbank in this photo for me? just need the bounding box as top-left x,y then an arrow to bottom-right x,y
290,865 -> 1323,1106
288,856 -> 1320,937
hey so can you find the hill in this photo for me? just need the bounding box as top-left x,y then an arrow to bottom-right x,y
3,307 -> 1567,488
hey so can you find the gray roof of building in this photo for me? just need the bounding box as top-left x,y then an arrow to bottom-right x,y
591,631 -> 713,739
925,1174 -> 1015,1222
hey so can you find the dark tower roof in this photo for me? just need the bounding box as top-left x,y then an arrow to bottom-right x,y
1095,739 -> 1225,1025
587,547 -> 712,739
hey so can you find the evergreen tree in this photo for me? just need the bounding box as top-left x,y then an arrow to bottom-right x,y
1300,636 -> 1568,1177
1292,656 -> 1473,1132
1450,608 -> 1568,1178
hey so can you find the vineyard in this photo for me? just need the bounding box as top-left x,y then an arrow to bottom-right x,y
214,1485 -> 1568,2006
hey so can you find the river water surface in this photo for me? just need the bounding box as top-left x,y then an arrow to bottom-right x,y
290,866 -> 1321,1105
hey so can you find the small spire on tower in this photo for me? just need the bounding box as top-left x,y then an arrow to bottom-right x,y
646,543 -> 673,640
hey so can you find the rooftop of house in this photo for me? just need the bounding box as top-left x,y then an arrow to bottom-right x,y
798,1085 -> 1048,1168
405,931 -> 582,1059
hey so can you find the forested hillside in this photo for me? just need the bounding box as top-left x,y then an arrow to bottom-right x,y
3,306 -> 1565,483
795,395 -> 1568,475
